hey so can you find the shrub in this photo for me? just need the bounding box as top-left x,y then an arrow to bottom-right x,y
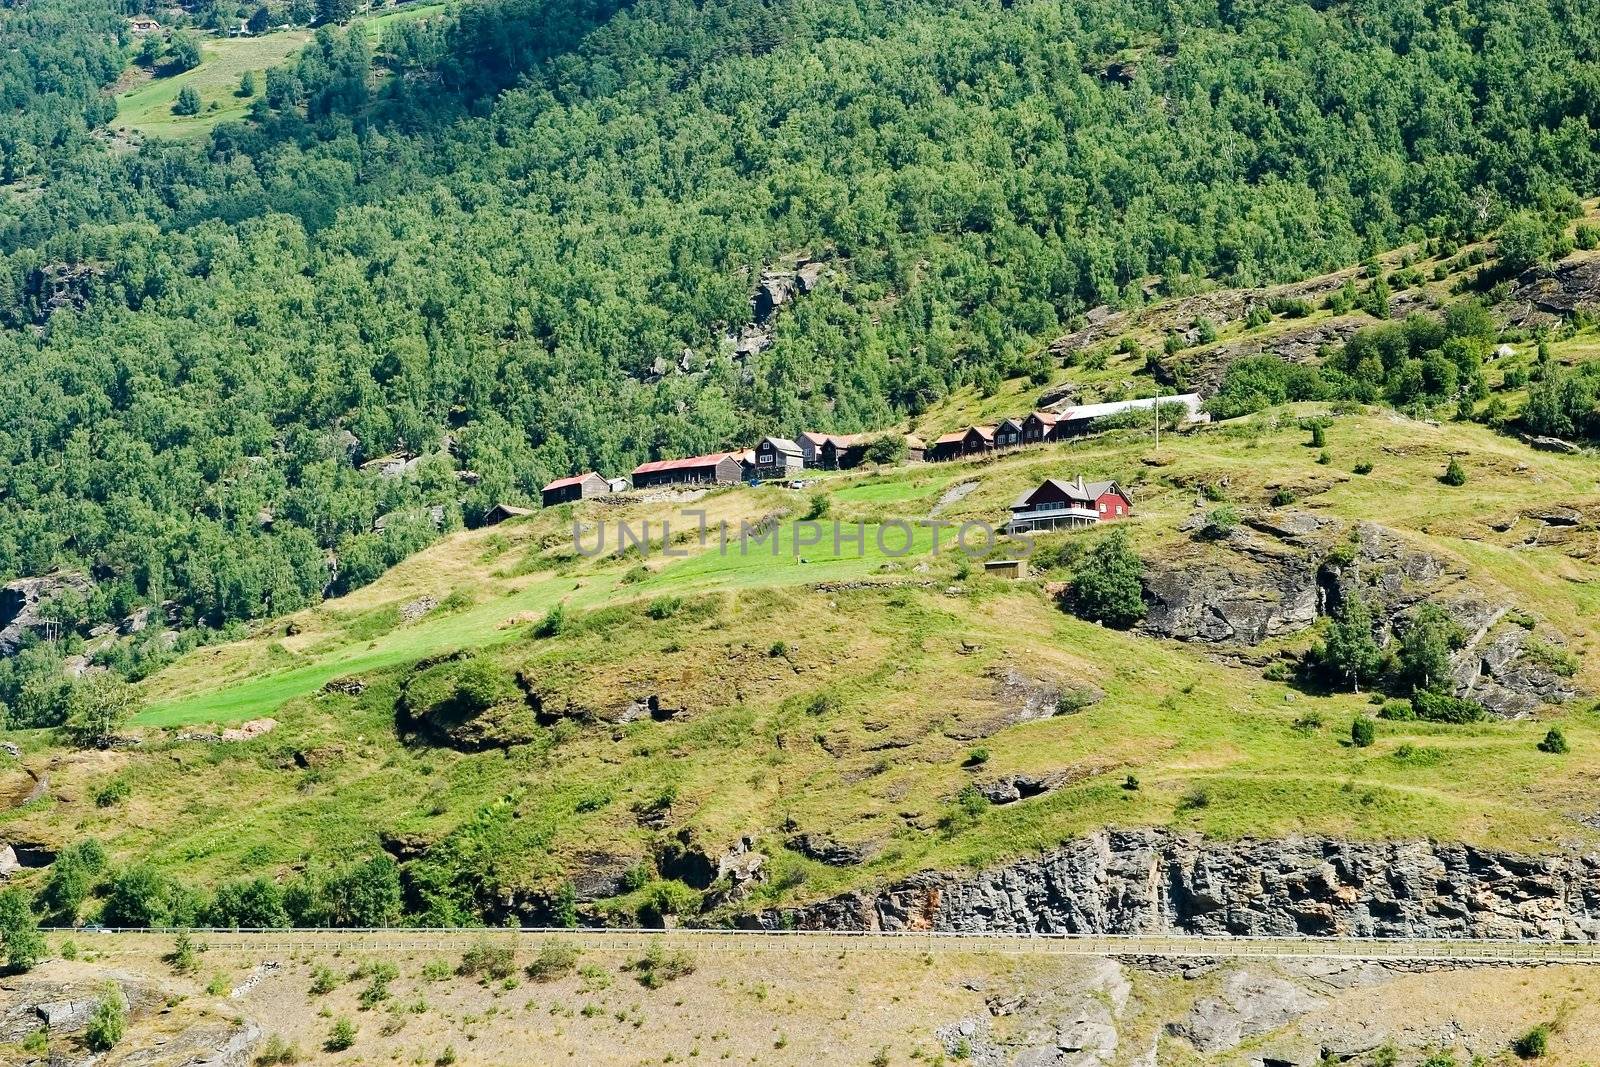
1122,774 -> 1139,790
92,776 -> 130,807
436,1046 -> 459,1066
533,604 -> 567,637
1200,505 -> 1240,539
1055,687 -> 1097,714
1065,530 -> 1146,629
1537,727 -> 1570,755
1308,423 -> 1326,448
1412,689 -> 1486,724
1523,639 -> 1578,678
963,746 -> 990,767
84,986 -> 127,1051
1353,460 -> 1374,475
1513,1023 -> 1550,1059
1351,716 -> 1376,748
1378,699 -> 1416,721
801,492 -> 830,521
631,941 -> 695,988
167,929 -> 200,975
526,941 -> 580,982
864,434 -> 908,465
644,596 -> 682,620
309,965 -> 339,995
420,958 -> 452,981
325,1017 -> 357,1052
1441,457 -> 1467,485
1178,788 -> 1210,811
256,1034 -> 301,1064
1269,488 -> 1296,507
459,938 -> 516,980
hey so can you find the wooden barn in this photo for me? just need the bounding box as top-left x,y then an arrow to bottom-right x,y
541,471 -> 609,507
928,426 -> 995,462
631,452 -> 744,489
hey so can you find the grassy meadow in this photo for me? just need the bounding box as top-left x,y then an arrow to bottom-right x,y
3,402 -> 1598,912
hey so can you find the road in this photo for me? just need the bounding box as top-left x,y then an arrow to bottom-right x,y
50,927 -> 1600,965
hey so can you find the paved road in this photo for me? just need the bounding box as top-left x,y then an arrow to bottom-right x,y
52,927 -> 1600,964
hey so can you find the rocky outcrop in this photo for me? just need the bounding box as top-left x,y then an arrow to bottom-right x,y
1167,970 -> 1322,1052
0,572 -> 92,656
397,653 -> 540,750
938,957 -> 1131,1066
1139,513 -> 1584,717
1506,251 -> 1600,326
752,828 -> 1600,940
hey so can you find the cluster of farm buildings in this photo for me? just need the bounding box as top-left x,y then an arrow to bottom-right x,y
532,393 -> 1198,529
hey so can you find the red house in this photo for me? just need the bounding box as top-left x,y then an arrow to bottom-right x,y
1008,476 -> 1132,532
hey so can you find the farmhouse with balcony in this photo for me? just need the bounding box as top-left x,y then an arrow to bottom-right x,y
541,471 -> 609,507
1008,476 -> 1133,532
631,452 -> 744,489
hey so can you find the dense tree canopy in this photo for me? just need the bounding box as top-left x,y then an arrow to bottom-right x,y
0,0 -> 1597,648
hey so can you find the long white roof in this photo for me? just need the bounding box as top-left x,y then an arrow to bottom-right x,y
1058,393 -> 1203,421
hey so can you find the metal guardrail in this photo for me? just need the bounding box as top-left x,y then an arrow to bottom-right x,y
43,927 -> 1600,964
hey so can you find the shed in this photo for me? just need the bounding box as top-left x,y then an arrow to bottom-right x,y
482,503 -> 536,525
983,559 -> 1029,579
541,471 -> 609,507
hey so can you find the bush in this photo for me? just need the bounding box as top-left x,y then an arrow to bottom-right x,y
458,938 -> 516,980
526,941 -> 580,982
256,1033 -> 301,1064
1412,689 -> 1486,724
801,492 -> 830,520
631,940 -> 695,988
1353,460 -> 1374,475
863,434 -> 908,465
1308,423 -> 1326,448
1378,699 -> 1416,721
166,929 -> 200,975
1513,1023 -> 1551,1059
1351,716 -> 1376,748
963,746 -> 990,767
1200,505 -> 1240,539
1065,530 -> 1146,629
1441,457 -> 1467,485
84,986 -> 126,1052
1269,488 -> 1296,507
1537,727 -> 1569,755
644,596 -> 682,620
533,604 -> 567,637
309,964 -> 339,994
325,1017 -> 357,1052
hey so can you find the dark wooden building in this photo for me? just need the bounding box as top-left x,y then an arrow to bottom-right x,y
541,471 -> 609,507
631,452 -> 744,489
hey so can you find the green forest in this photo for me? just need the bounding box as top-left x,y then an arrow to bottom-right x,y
0,0 -> 1597,706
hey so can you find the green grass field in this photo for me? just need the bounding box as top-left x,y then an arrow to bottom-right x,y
115,32 -> 311,139
113,3 -> 449,139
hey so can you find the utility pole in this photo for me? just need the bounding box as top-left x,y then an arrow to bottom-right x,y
1153,390 -> 1161,450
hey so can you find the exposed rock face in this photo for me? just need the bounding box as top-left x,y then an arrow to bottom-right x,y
0,572 -> 92,656
788,831 -> 879,866
1138,513 -> 1584,717
1167,970 -> 1322,1052
938,957 -> 1131,1067
1506,252 -> 1600,325
752,828 -> 1600,941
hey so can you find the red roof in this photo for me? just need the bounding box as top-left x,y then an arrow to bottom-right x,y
934,431 -> 967,446
541,471 -> 602,493
631,452 -> 737,475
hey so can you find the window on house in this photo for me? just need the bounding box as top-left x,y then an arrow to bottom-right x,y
1099,502 -> 1106,512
